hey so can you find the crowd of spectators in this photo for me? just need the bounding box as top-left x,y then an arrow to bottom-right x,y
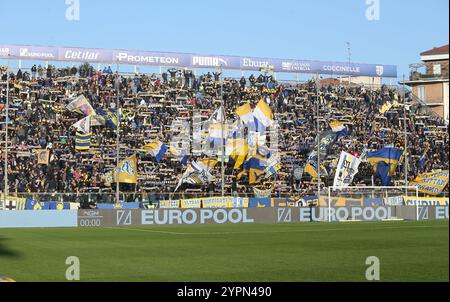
0,62 -> 448,203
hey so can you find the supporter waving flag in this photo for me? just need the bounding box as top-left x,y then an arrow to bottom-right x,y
96,108 -> 119,129
66,95 -> 96,116
236,103 -> 254,125
75,132 -> 92,151
144,141 -> 168,163
115,154 -> 138,184
253,100 -> 273,132
169,145 -> 189,166
367,148 -> 403,186
265,154 -> 281,179
329,121 -> 348,139
175,159 -> 218,191
226,138 -> 249,170
72,115 -> 91,134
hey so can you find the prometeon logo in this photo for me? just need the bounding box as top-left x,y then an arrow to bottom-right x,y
116,52 -> 179,65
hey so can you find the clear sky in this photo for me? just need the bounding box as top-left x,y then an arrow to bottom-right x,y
0,0 -> 448,82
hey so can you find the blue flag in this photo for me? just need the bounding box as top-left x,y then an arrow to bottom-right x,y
376,161 -> 393,186
418,153 -> 427,168
25,200 -> 50,210
49,202 -> 70,210
248,198 -> 272,208
96,108 -> 119,129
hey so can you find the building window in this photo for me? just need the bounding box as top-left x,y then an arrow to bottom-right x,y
433,64 -> 442,75
418,86 -> 426,101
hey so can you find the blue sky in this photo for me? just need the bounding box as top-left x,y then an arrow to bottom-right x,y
0,0 -> 448,82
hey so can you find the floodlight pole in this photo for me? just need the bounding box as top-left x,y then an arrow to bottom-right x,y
346,42 -> 351,88
220,65 -> 225,197
316,73 -> 321,200
115,61 -> 120,203
3,56 -> 10,198
402,74 -> 408,188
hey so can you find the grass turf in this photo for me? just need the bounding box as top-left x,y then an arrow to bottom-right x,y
0,220 -> 448,282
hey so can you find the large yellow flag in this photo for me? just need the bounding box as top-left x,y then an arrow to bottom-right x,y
115,154 -> 138,184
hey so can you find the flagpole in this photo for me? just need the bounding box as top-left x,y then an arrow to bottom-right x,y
3,55 -> 10,198
316,73 -> 321,199
115,61 -> 120,203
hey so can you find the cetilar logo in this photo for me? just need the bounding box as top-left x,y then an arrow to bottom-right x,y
376,65 -> 384,76
192,56 -> 227,67
65,50 -> 100,61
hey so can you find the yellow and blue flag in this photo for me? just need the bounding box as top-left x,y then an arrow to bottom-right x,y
226,138 -> 249,170
236,103 -> 254,125
367,148 -> 403,186
169,145 -> 188,166
317,132 -> 339,151
265,154 -> 281,178
207,123 -> 228,147
96,108 -> 119,129
329,121 -> 348,139
175,159 -> 218,191
144,141 -> 168,163
245,154 -> 268,184
75,132 -> 92,151
253,100 -> 273,132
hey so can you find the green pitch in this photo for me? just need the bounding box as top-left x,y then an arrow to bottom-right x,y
0,220 -> 448,282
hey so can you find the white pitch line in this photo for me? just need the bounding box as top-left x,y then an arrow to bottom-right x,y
104,224 -> 448,236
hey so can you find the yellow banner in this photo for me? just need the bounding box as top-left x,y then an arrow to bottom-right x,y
201,197 -> 232,208
115,154 -> 138,184
410,171 -> 449,196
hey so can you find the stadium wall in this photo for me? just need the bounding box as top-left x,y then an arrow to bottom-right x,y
77,206 -> 448,227
0,207 -> 447,228
0,210 -> 78,228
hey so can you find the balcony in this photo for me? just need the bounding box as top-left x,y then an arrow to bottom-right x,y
410,72 -> 448,81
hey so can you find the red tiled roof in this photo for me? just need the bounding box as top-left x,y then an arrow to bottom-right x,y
420,44 -> 449,56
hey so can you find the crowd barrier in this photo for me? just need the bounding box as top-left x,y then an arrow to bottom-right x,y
1,196 -> 449,212
0,206 -> 448,228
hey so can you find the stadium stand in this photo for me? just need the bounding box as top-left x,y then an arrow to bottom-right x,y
0,63 -> 448,206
